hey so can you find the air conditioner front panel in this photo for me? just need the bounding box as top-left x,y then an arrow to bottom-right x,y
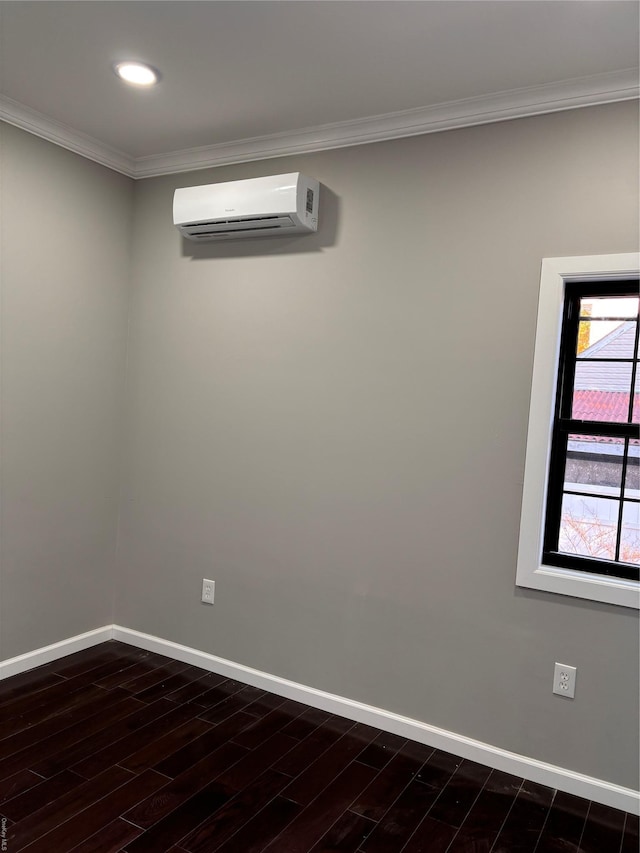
174,174 -> 300,224
173,173 -> 319,241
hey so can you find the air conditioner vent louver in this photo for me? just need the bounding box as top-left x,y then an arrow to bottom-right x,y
192,225 -> 285,238
173,174 -> 319,242
183,215 -> 295,237
194,215 -> 282,227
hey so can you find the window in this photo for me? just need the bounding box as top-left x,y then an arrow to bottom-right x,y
544,281 -> 639,579
517,254 -> 640,609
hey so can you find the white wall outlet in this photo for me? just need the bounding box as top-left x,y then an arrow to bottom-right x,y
201,578 -> 215,605
553,662 -> 576,698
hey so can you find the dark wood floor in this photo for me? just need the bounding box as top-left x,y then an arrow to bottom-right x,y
0,642 -> 636,853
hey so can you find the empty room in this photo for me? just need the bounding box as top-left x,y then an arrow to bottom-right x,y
0,2 -> 638,851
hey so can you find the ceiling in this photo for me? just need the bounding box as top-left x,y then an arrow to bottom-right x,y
0,1 -> 638,178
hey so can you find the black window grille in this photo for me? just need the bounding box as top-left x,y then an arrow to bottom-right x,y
543,279 -> 640,581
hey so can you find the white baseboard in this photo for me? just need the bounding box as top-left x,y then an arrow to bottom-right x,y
111,625 -> 639,816
2,623 -> 637,815
0,626 -> 114,680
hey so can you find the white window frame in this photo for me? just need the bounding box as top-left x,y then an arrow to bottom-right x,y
516,253 -> 640,609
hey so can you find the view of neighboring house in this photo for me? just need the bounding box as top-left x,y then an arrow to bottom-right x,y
561,314 -> 639,563
573,318 -> 638,422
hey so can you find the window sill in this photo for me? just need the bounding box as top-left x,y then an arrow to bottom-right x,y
517,562 -> 640,609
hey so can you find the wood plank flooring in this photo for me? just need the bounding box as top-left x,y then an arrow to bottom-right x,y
0,641 -> 636,852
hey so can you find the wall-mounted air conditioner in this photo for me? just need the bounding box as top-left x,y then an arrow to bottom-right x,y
173,173 -> 319,241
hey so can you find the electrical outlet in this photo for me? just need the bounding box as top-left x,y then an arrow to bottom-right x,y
553,662 -> 576,699
201,579 -> 215,605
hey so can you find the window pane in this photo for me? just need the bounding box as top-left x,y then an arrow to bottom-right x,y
625,439 -> 640,499
580,296 -> 639,319
565,434 -> 623,495
559,494 -> 619,560
572,362 -> 631,422
576,319 -> 636,357
633,373 -> 639,423
621,502 -> 640,565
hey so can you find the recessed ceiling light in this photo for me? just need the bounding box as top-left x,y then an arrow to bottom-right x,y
114,61 -> 159,87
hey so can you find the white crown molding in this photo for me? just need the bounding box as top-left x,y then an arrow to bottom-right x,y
0,96 -> 136,177
1,69 -> 638,180
132,69 -> 639,178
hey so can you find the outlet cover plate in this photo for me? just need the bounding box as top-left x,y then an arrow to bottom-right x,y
553,662 -> 576,699
202,579 -> 215,605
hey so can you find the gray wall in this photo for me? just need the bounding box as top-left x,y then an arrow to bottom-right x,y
0,123 -> 133,658
0,103 -> 637,790
116,102 -> 639,788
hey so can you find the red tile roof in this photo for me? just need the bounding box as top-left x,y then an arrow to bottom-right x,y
572,318 -> 639,430
573,390 -> 639,423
